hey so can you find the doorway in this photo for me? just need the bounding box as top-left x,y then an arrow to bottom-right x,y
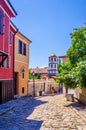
0,82 -> 2,104
14,72 -> 19,95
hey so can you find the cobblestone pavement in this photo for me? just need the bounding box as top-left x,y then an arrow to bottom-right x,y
0,95 -> 86,130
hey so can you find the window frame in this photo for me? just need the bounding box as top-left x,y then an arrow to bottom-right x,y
10,31 -> 13,45
18,40 -> 26,56
0,10 -> 4,35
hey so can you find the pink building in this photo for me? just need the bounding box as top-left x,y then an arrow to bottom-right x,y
0,0 -> 17,103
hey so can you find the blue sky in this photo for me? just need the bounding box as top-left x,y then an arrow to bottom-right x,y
10,0 -> 86,68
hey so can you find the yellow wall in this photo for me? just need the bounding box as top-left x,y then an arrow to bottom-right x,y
15,34 -> 29,64
15,62 -> 28,96
14,32 -> 31,96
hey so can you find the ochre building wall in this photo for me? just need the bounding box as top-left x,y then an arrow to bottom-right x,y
15,61 -> 28,96
14,32 -> 31,97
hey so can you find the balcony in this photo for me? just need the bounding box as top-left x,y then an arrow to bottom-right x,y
0,51 -> 8,67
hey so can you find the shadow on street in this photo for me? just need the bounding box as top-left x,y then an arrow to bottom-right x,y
64,100 -> 86,111
0,96 -> 47,130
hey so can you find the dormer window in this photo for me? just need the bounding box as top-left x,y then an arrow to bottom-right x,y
0,11 -> 4,35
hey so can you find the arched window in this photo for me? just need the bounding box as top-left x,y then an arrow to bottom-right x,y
22,69 -> 25,79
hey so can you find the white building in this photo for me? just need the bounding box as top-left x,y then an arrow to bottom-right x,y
48,54 -> 58,77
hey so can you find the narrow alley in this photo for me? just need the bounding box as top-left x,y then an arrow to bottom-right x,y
0,95 -> 86,130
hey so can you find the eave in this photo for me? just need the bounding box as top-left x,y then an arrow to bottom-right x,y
4,0 -> 17,17
10,20 -> 18,33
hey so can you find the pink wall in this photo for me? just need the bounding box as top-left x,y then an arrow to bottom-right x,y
0,2 -> 16,79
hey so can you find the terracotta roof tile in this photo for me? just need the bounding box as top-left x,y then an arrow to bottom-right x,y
31,68 -> 48,74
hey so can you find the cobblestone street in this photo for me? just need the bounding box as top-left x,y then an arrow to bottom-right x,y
0,94 -> 86,130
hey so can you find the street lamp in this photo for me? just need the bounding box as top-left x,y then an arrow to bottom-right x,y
32,71 -> 35,96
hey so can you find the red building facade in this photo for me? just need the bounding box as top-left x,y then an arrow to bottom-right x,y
0,0 -> 17,103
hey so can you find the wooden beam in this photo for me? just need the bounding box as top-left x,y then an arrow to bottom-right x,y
0,52 -> 8,67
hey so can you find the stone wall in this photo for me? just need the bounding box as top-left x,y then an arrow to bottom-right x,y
75,87 -> 86,105
28,79 -> 59,96
79,88 -> 86,104
63,86 -> 86,104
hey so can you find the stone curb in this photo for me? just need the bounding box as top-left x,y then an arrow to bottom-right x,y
0,106 -> 15,116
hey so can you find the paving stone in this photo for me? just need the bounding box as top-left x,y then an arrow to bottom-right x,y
0,95 -> 86,129
83,126 -> 86,130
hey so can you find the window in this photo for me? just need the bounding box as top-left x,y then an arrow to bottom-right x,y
22,87 -> 24,94
10,31 -> 12,44
0,11 -> 4,35
22,73 -> 24,79
49,63 -> 50,68
18,40 -> 26,56
49,71 -> 51,73
23,43 -> 26,55
22,69 -> 25,79
54,58 -> 56,61
51,58 -> 53,62
54,64 -> 56,68
7,56 -> 10,68
51,64 -> 53,68
18,40 -> 22,54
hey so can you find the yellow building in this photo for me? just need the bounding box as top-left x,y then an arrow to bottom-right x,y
14,32 -> 32,97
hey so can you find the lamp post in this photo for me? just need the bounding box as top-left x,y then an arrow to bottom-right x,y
32,71 -> 35,96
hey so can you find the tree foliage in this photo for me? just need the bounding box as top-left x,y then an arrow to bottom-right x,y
67,26 -> 86,67
57,62 -> 77,89
74,61 -> 86,88
28,69 -> 41,79
57,25 -> 86,89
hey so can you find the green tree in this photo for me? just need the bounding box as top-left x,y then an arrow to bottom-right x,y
57,25 -> 86,89
74,61 -> 86,88
28,69 -> 41,79
67,26 -> 86,67
57,61 -> 77,93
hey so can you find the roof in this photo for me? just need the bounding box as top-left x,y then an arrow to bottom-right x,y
58,55 -> 68,63
4,0 -> 17,16
31,68 -> 48,74
17,32 -> 32,43
58,55 -> 67,58
10,20 -> 18,32
49,53 -> 57,57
